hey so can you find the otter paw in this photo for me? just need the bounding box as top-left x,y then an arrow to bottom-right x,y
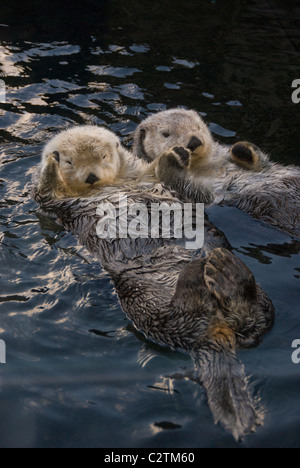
47,151 -> 60,164
156,147 -> 191,182
230,142 -> 259,169
41,152 -> 62,182
172,147 -> 191,168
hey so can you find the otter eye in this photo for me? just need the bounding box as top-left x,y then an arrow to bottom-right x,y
162,132 -> 170,138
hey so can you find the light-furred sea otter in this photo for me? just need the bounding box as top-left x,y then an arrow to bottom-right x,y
40,125 -> 147,198
133,108 -> 300,238
32,125 -> 274,441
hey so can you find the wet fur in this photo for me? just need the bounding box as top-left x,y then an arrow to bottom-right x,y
32,151 -> 274,441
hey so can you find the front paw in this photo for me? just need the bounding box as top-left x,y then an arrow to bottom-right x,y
230,142 -> 259,169
47,151 -> 60,165
156,147 -> 191,186
172,147 -> 191,168
40,152 -> 63,185
160,146 -> 191,171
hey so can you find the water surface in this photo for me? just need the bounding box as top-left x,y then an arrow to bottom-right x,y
0,0 -> 299,448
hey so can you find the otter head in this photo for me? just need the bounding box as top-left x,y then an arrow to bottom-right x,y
133,108 -> 214,165
42,126 -> 125,195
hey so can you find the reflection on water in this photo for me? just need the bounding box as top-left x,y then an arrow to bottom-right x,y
0,0 -> 299,448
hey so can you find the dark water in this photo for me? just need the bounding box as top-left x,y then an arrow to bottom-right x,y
0,0 -> 299,448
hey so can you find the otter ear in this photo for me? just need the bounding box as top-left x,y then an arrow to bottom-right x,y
134,126 -> 153,163
139,128 -> 146,142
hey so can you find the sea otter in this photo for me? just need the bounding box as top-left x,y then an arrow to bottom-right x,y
31,127 -> 274,441
40,125 -> 147,198
132,108 -> 300,238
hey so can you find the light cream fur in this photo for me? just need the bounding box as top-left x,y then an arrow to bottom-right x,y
40,125 -> 147,198
132,109 -> 268,180
132,108 -> 300,238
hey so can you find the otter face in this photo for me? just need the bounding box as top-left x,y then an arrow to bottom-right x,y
133,109 -> 214,164
42,126 -> 123,195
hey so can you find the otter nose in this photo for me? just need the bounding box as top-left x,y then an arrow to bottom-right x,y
187,136 -> 202,152
85,173 -> 100,185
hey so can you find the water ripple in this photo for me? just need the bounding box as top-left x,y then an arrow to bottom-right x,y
0,0 -> 299,448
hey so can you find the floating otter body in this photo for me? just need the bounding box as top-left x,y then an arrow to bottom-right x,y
32,137 -> 274,441
133,109 -> 300,238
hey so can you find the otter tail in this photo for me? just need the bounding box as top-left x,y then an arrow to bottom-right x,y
192,341 -> 263,441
